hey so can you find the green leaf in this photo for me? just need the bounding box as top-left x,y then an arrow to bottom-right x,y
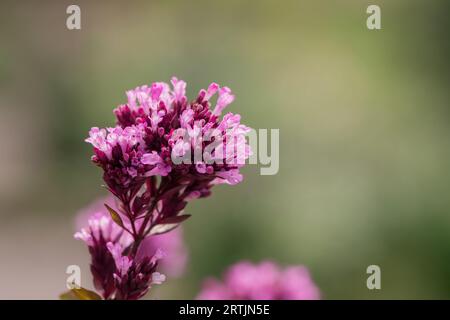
59,287 -> 102,300
105,203 -> 123,228
73,288 -> 102,300
59,290 -> 79,300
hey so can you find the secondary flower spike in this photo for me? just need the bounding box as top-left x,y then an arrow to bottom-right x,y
75,196 -> 188,279
197,261 -> 320,300
69,78 -> 252,300
75,212 -> 163,299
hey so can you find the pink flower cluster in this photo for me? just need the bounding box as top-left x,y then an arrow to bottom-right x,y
87,77 -> 251,195
197,261 -> 320,300
75,78 -> 251,300
75,211 -> 165,300
75,196 -> 188,277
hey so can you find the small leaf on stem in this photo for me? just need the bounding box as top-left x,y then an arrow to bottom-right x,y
148,214 -> 191,236
105,203 -> 124,228
149,223 -> 179,236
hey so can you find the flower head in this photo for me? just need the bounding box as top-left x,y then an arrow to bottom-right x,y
74,211 -> 132,299
88,77 -> 252,197
75,196 -> 188,278
75,206 -> 166,299
197,261 -> 320,300
107,243 -> 165,300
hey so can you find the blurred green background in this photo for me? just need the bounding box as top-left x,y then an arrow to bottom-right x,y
0,0 -> 449,299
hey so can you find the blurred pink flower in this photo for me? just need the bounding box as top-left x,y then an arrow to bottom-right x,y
197,261 -> 320,300
137,229 -> 188,277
